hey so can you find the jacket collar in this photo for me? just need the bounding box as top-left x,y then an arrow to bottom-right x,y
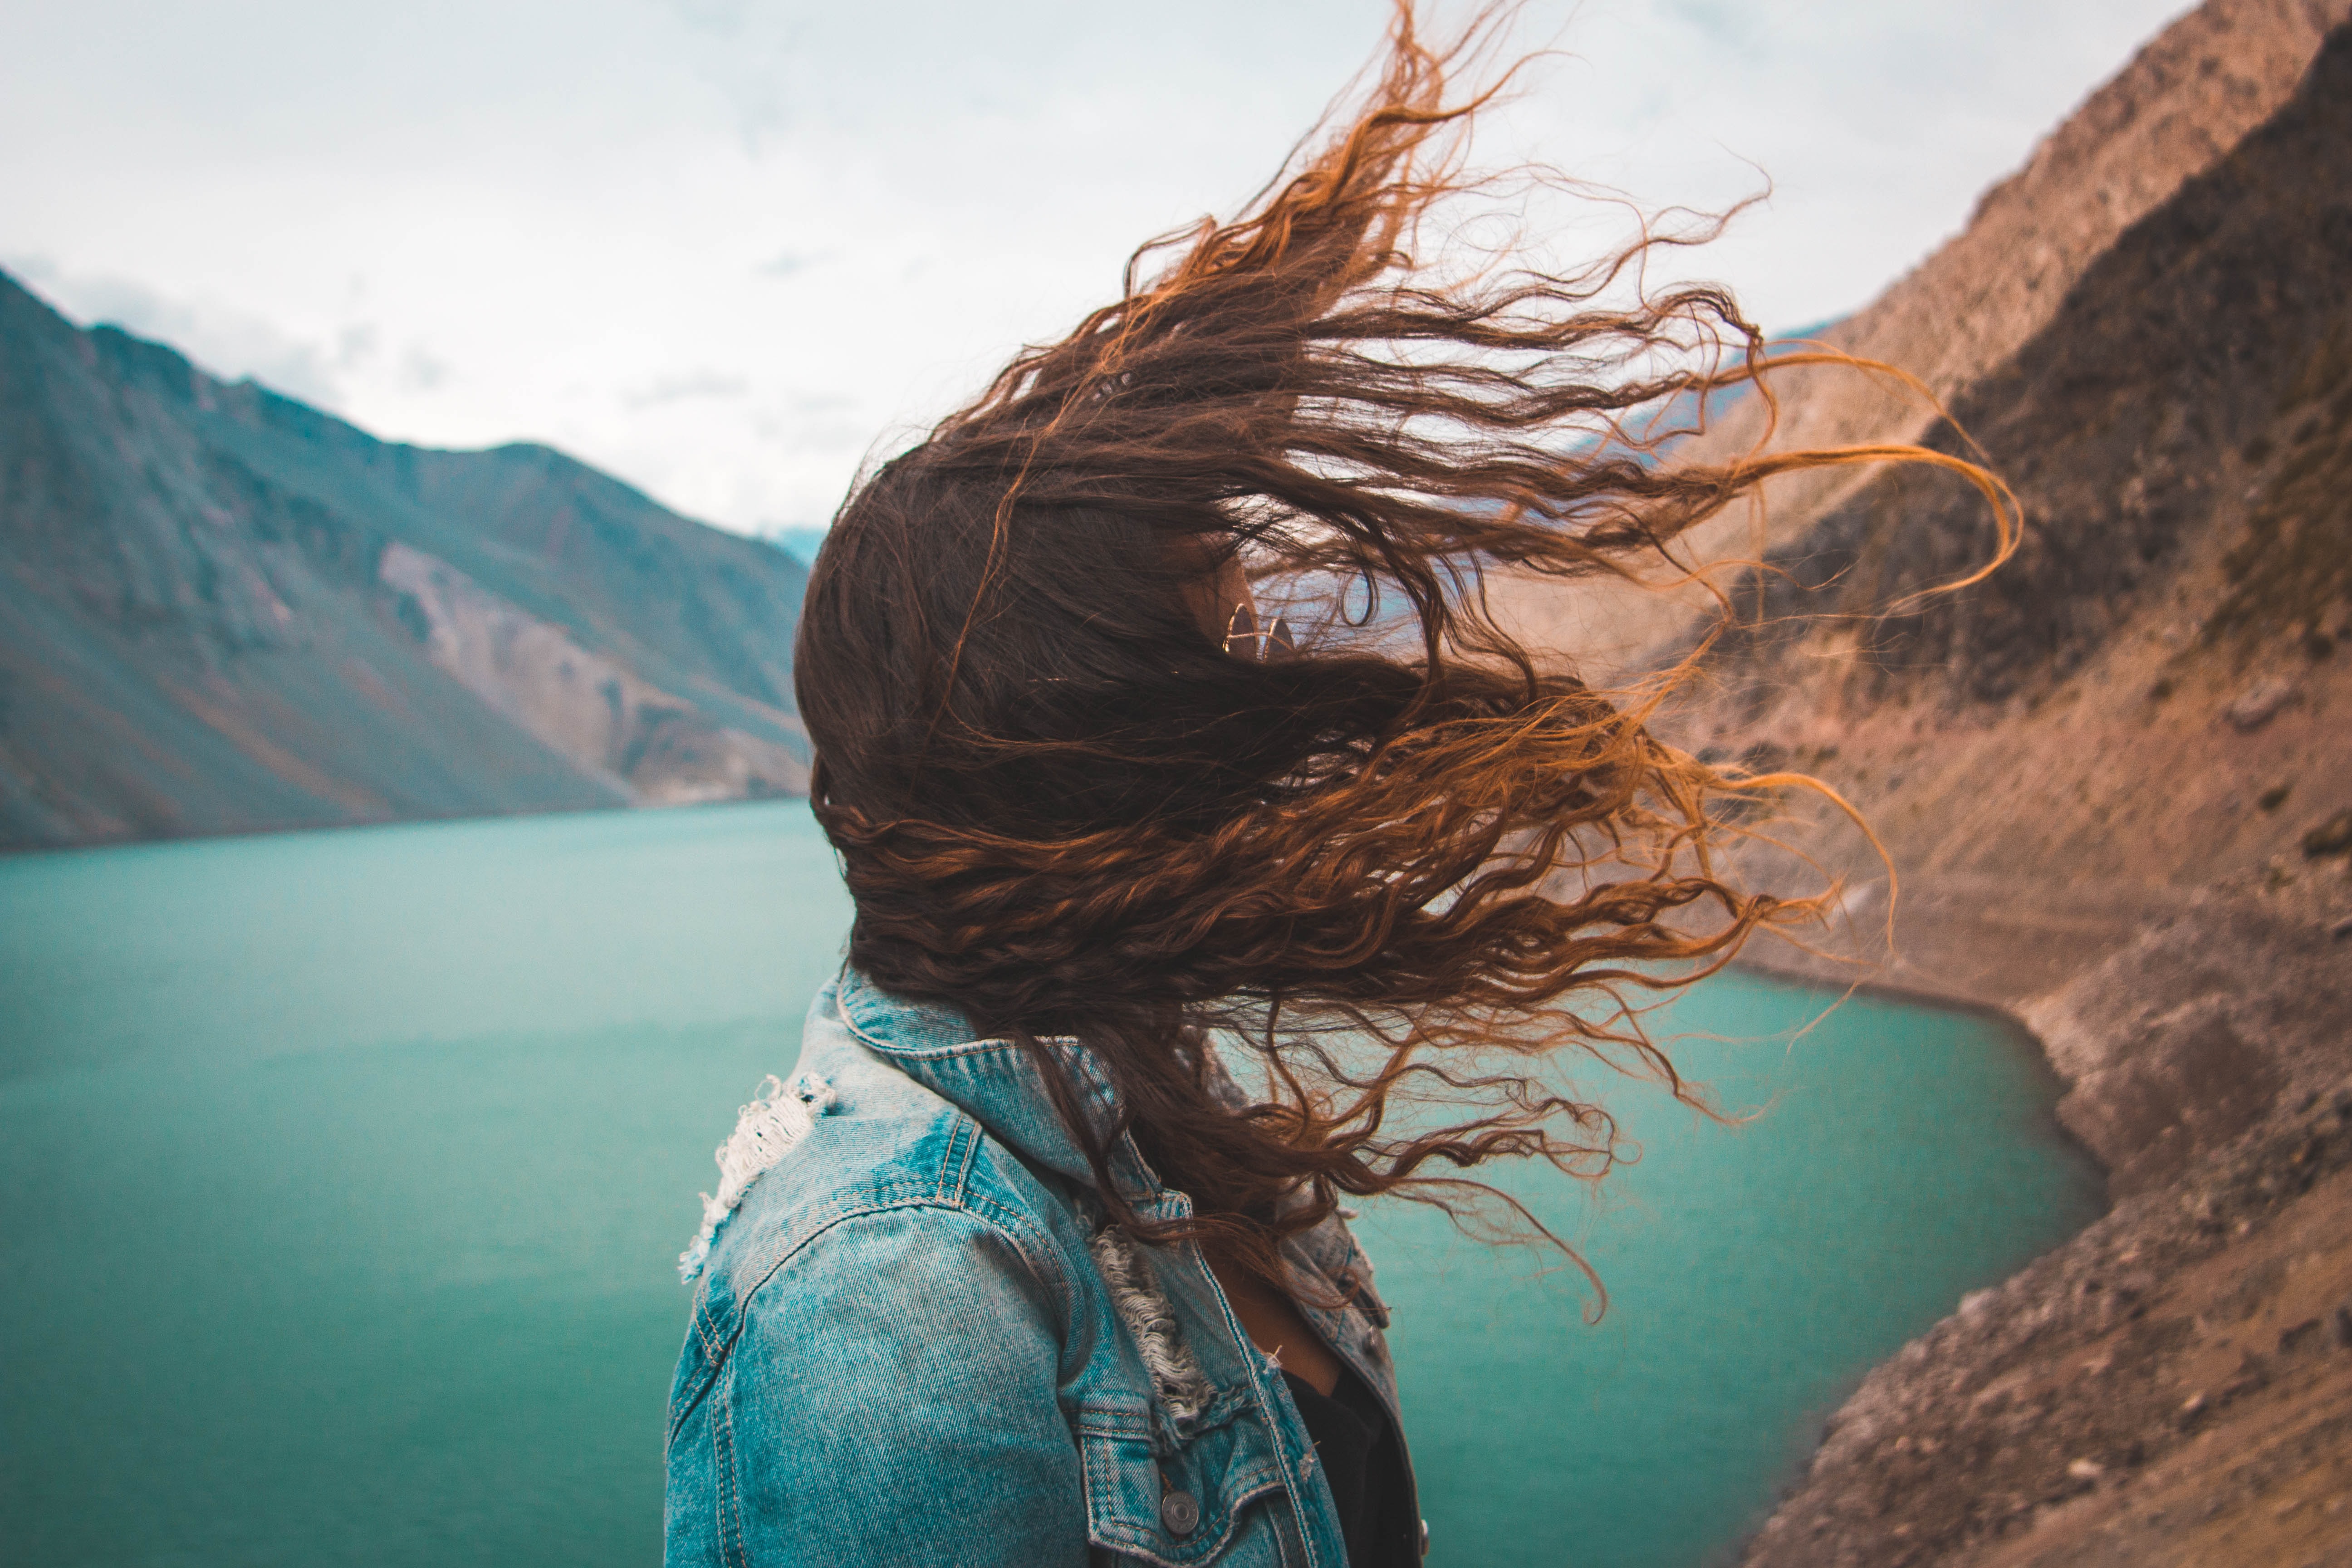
833,965 -> 1169,1206
831,967 -> 1402,1425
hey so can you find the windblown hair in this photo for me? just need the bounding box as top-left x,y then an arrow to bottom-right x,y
794,2 -> 2012,1299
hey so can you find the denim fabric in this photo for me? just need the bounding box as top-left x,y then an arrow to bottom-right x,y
664,969 -> 1418,1568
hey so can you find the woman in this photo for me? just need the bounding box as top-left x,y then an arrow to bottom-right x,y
663,7 -> 2006,1565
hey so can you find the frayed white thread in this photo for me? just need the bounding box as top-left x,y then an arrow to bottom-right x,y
677,1072 -> 836,1284
1089,1226 -> 1215,1425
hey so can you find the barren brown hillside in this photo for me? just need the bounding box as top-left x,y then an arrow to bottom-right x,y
1497,0 -> 2352,677
1604,9 -> 2352,1565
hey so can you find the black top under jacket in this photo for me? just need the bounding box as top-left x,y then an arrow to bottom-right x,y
1281,1365 -> 1418,1567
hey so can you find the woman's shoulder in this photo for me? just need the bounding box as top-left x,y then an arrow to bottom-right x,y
678,988 -> 1093,1334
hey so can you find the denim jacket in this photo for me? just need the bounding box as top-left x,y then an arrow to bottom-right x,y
663,969 -> 1421,1567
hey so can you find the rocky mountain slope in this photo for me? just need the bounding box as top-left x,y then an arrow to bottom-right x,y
1546,6 -> 2352,1564
0,270 -> 809,851
1499,0 -> 2352,681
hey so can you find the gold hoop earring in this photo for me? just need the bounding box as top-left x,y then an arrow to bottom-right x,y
1224,602 -> 1295,661
1222,601 -> 1259,657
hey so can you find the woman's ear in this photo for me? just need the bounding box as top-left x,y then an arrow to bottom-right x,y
1223,601 -> 1298,661
1181,545 -> 1256,645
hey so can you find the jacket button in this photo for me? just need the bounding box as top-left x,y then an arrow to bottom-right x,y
1161,1488 -> 1200,1537
1419,1518 -> 1430,1557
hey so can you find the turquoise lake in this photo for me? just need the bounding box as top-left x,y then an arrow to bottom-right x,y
0,802 -> 2103,1567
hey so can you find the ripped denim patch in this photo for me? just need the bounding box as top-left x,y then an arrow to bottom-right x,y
1089,1225 -> 1216,1427
677,1072 -> 836,1284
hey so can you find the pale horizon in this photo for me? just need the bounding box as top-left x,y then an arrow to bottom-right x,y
1,0 -> 2192,536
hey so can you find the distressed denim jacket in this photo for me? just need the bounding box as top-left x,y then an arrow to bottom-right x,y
663,968 -> 1420,1567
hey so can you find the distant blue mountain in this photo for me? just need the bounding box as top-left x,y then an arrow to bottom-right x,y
0,268 -> 811,850
762,524 -> 831,568
1610,319 -> 1847,465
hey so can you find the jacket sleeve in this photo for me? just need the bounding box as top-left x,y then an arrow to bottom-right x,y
664,1201 -> 1089,1568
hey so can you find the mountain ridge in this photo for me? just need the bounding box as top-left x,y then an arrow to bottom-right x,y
0,268 -> 810,851
1640,13 -> 2352,1565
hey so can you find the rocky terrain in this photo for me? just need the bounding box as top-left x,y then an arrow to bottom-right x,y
1500,0 -> 2352,683
0,271 -> 810,851
1524,5 -> 2352,1563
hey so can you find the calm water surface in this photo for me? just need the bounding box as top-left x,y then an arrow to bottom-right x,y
0,804 -> 2102,1567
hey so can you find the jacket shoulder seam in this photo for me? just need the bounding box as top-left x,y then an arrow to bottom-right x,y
669,1157 -> 1073,1432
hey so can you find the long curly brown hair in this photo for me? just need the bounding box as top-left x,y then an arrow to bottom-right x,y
793,1 -> 2013,1302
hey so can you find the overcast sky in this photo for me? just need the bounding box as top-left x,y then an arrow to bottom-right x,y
1,0 -> 2190,536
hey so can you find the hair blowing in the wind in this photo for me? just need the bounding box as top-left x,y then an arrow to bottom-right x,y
790,0 -> 2013,1302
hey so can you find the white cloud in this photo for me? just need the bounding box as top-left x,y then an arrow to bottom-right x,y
755,250 -> 827,279
5,252 -> 355,408
398,345 -> 453,394
622,370 -> 753,411
0,0 -> 2195,533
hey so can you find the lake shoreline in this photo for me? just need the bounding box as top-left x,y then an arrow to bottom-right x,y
1726,949 -> 2046,1036
1728,873 -> 2352,1568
